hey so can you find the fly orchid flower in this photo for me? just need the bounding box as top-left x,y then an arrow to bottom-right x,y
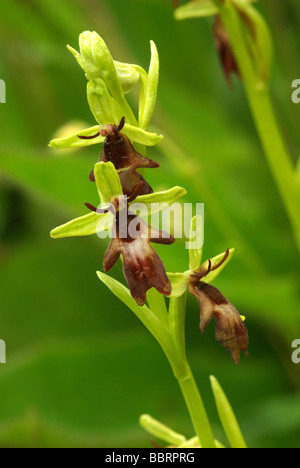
174,0 -> 272,88
51,161 -> 186,304
189,249 -> 248,364
213,15 -> 240,87
49,32 -> 163,152
88,196 -> 174,306
78,117 -> 160,198
167,215 -> 248,363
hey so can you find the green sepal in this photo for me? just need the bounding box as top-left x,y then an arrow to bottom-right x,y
167,272 -> 189,298
49,125 -> 104,149
175,0 -> 219,20
134,186 -> 187,216
94,162 -> 122,204
124,124 -> 163,146
87,78 -> 119,125
50,211 -> 111,239
78,31 -> 124,102
49,123 -> 162,150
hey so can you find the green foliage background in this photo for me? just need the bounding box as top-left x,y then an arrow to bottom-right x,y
0,0 -> 299,448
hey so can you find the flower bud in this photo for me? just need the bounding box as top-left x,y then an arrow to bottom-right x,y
79,31 -> 124,101
213,15 -> 240,87
114,61 -> 140,94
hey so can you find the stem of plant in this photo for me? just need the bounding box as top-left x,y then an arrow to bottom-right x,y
218,1 -> 300,255
166,294 -> 216,448
177,364 -> 216,448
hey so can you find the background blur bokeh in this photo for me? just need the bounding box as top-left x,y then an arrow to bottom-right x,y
0,0 -> 300,448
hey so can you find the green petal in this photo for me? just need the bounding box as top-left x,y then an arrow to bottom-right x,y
131,65 -> 149,125
139,41 -> 159,130
50,211 -> 111,239
188,215 -> 204,271
49,125 -> 104,149
94,162 -> 122,204
210,375 -> 247,448
203,248 -> 235,283
134,186 -> 187,216
114,61 -> 140,94
174,0 -> 219,20
167,272 -> 189,298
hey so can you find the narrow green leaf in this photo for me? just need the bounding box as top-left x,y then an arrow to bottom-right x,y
139,414 -> 186,445
140,41 -> 159,130
203,248 -> 235,283
146,288 -> 169,328
94,162 -> 122,204
210,375 -> 247,448
50,212 -> 111,239
175,0 -> 219,21
167,272 -> 189,298
296,157 -> 300,185
188,215 -> 204,271
97,272 -> 173,349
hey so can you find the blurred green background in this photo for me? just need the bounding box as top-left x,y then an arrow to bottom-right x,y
0,0 -> 300,448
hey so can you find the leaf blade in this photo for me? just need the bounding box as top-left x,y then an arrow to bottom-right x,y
210,375 -> 247,448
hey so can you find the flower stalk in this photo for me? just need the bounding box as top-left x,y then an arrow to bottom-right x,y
176,0 -> 300,255
215,0 -> 300,255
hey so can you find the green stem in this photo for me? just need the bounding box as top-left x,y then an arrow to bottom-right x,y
218,1 -> 300,254
177,365 -> 216,448
169,294 -> 187,360
248,89 -> 300,253
167,293 -> 215,448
